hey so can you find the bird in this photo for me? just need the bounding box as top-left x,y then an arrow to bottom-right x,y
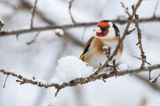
80,20 -> 123,68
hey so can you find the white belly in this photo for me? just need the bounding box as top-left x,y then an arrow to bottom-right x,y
87,51 -> 121,68
88,53 -> 107,68
86,40 -> 122,68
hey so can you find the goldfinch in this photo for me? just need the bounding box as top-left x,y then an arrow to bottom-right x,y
80,20 -> 123,68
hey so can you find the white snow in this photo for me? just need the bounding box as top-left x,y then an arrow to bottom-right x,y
54,56 -> 94,82
54,28 -> 64,37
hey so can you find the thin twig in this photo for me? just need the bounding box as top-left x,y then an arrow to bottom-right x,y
130,54 -> 151,65
153,0 -> 159,17
3,75 -> 9,88
126,28 -> 136,35
30,0 -> 38,28
26,31 -> 40,45
121,2 -> 131,17
20,0 -> 84,46
135,14 -> 147,68
150,74 -> 160,83
68,0 -> 76,24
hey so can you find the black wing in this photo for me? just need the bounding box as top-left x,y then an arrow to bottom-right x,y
80,36 -> 94,60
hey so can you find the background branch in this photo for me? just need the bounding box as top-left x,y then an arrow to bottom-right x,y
68,0 -> 76,24
0,16 -> 159,37
30,0 -> 38,28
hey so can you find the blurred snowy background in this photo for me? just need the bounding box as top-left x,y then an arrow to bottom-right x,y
0,0 -> 160,106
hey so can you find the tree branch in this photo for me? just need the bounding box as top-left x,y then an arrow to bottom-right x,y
0,64 -> 160,96
0,16 -> 159,37
135,14 -> 147,68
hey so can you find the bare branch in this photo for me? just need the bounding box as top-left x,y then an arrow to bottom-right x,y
134,14 -> 147,68
0,16 -> 159,37
120,2 -> 131,17
19,0 -> 84,46
0,64 -> 160,96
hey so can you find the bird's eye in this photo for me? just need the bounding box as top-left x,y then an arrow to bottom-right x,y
101,27 -> 108,32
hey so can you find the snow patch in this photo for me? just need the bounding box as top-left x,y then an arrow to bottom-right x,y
54,56 -> 94,82
54,28 -> 64,37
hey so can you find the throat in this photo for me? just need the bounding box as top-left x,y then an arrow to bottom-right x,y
96,33 -> 105,37
102,37 -> 119,47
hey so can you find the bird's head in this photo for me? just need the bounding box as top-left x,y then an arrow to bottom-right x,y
95,20 -> 120,39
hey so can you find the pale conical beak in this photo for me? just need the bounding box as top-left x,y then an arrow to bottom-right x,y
94,27 -> 102,33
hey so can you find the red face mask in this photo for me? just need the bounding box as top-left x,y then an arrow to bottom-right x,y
96,29 -> 109,37
96,22 -> 110,37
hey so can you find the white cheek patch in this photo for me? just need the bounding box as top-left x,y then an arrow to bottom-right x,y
104,27 -> 115,39
95,27 -> 102,33
108,22 -> 113,26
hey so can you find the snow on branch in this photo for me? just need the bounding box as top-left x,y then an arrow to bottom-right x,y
0,63 -> 160,96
